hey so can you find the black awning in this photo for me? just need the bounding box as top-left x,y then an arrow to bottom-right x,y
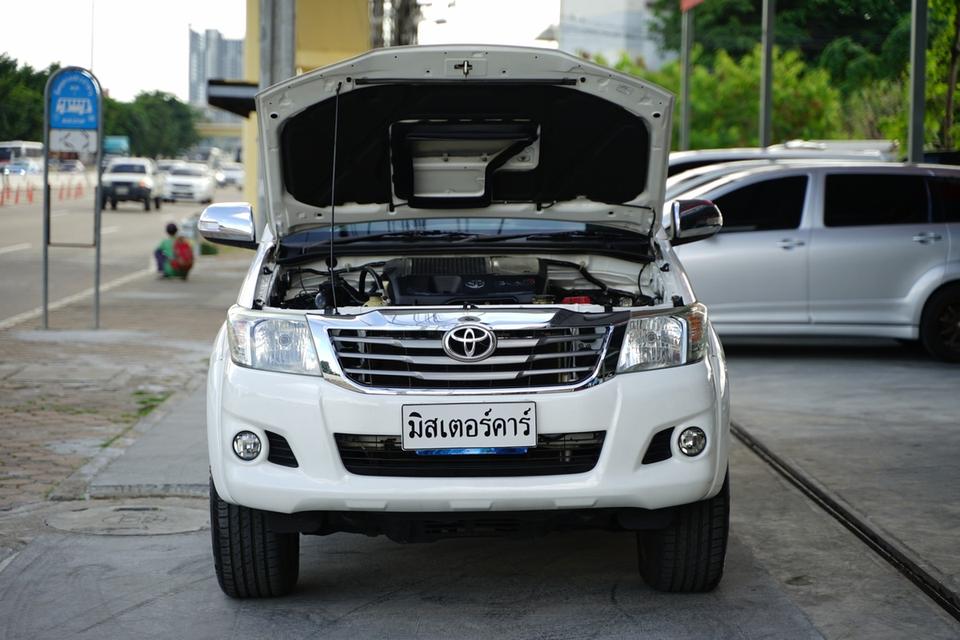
206,80 -> 257,117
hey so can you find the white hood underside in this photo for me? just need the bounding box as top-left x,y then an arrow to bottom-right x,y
256,45 -> 674,238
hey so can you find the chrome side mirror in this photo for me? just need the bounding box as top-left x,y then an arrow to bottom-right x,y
198,202 -> 257,249
671,199 -> 723,246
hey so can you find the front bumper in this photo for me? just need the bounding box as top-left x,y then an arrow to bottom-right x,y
104,185 -> 150,201
208,326 -> 730,515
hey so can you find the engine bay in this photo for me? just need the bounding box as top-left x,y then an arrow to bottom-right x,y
271,255 -> 660,311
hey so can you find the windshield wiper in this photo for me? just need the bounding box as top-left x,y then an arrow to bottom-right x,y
329,230 -> 481,245
457,229 -> 642,243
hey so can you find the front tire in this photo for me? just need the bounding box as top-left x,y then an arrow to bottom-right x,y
154,196 -> 162,210
143,196 -> 151,211
209,478 -> 300,598
637,474 -> 729,592
920,284 -> 960,362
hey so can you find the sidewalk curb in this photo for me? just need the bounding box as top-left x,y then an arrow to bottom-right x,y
48,375 -> 207,502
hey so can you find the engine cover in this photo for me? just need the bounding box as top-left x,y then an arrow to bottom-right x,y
383,257 -> 544,305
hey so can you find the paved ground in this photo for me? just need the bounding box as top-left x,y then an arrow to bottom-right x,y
0,241 -> 959,637
0,251 -> 246,512
725,338 -> 960,598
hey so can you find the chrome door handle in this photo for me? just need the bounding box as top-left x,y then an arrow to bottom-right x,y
912,232 -> 943,244
777,239 -> 805,250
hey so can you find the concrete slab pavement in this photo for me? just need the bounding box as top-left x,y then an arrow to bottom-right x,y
0,514 -> 824,640
2,438 -> 959,639
724,339 -> 960,599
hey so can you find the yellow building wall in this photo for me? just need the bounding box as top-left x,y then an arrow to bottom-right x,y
242,0 -> 370,209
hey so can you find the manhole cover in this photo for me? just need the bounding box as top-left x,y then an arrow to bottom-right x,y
46,505 -> 208,536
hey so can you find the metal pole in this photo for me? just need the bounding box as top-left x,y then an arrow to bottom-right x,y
42,74 -> 52,329
680,8 -> 694,151
93,73 -> 103,329
908,0 -> 928,163
759,0 -> 775,147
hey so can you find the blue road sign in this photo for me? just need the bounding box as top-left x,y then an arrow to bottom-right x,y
49,69 -> 99,130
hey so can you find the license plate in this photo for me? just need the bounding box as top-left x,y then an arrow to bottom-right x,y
115,187 -> 128,195
402,402 -> 536,451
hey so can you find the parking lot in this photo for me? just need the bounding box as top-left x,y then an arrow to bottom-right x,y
0,262 -> 958,639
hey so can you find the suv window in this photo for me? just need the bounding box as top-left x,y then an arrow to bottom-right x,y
713,175 -> 807,232
824,174 -> 929,227
928,176 -> 960,223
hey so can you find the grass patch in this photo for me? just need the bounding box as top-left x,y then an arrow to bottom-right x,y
99,390 -> 172,449
132,389 -> 172,418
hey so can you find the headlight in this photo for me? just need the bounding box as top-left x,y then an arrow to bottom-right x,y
227,308 -> 320,375
616,303 -> 708,373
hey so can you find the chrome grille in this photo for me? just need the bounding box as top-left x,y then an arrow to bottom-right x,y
329,326 -> 611,389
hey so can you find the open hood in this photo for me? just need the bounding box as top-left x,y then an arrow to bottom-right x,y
256,45 -> 673,239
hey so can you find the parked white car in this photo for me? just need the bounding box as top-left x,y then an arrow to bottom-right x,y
668,139 -> 899,177
101,158 -> 164,211
220,162 -> 245,188
671,161 -> 960,361
163,163 -> 216,203
198,45 -> 731,598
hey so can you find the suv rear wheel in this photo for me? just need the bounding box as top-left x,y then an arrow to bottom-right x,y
637,473 -> 729,592
209,478 -> 300,598
920,284 -> 960,362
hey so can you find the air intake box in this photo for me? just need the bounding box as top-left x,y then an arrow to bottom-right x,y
383,257 -> 544,306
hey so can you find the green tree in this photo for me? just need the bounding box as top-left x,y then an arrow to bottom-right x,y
0,54 -> 58,140
647,0 -> 911,92
0,55 -> 199,156
844,0 -> 960,152
126,92 -> 200,157
613,45 -> 842,148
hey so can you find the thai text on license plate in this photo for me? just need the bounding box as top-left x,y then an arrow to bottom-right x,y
402,402 -> 536,451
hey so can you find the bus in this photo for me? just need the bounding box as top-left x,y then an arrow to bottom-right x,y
0,141 -> 44,166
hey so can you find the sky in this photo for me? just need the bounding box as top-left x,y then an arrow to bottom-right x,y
0,0 -> 559,104
0,0 -> 246,102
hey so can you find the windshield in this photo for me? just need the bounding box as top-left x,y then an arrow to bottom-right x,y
0,149 -> 13,161
280,218 -> 648,256
171,167 -> 206,176
109,164 -> 146,174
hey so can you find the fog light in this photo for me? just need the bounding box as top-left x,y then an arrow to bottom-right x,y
678,427 -> 706,457
232,431 -> 261,460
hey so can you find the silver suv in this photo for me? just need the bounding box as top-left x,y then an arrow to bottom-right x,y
672,161 -> 960,360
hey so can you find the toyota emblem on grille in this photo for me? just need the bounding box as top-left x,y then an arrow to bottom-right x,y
442,323 -> 497,362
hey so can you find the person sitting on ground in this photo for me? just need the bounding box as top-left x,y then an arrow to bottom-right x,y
154,222 -> 194,279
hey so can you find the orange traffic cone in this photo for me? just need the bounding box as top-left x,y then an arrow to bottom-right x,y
13,185 -> 19,204
27,184 -> 34,204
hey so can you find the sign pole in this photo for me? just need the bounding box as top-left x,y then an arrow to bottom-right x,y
42,67 -> 103,329
42,77 -> 51,329
93,77 -> 103,328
